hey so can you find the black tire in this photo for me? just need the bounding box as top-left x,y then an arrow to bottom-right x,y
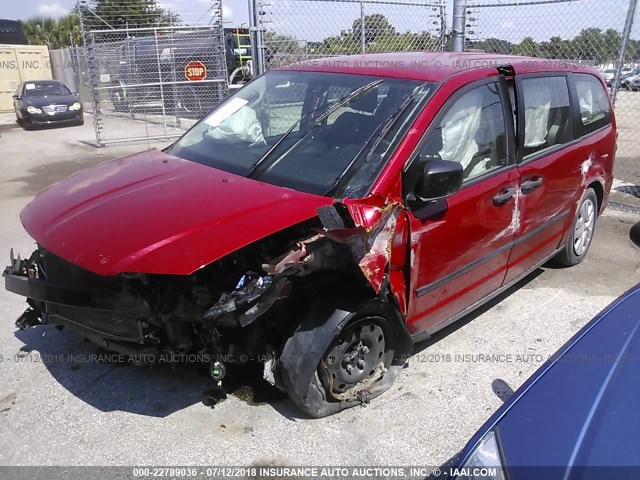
15,114 -> 22,125
630,221 -> 640,248
554,188 -> 598,267
280,296 -> 411,418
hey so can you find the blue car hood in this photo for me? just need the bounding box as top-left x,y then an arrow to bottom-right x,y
471,286 -> 640,478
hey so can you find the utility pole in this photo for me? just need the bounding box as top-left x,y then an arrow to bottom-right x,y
248,0 -> 265,76
452,0 -> 467,52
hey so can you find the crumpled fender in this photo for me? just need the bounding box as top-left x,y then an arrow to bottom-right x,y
318,195 -> 410,315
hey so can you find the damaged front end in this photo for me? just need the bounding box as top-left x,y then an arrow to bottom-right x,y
5,199 -> 413,416
6,247 -> 156,354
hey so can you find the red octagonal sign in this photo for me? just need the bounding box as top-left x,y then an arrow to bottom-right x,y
185,61 -> 207,81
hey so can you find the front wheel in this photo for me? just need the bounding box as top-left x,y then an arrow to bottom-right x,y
280,297 -> 410,418
319,317 -> 392,402
554,188 -> 598,267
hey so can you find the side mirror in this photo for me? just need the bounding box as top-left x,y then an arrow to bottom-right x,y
415,159 -> 463,201
12,94 -> 21,100
74,92 -> 79,97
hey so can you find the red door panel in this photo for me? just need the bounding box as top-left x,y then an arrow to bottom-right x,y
406,167 -> 519,335
503,74 -> 585,283
503,148 -> 581,284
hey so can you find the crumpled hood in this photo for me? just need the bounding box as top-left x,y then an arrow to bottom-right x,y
21,149 -> 332,276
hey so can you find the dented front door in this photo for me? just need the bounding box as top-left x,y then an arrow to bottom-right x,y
403,79 -> 519,335
406,168 -> 519,335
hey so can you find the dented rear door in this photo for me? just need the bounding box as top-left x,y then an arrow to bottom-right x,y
503,74 -> 579,284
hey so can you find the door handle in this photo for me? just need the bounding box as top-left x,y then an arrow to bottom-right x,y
493,187 -> 516,206
521,176 -> 543,194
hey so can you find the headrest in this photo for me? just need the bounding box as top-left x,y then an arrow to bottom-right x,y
349,88 -> 379,114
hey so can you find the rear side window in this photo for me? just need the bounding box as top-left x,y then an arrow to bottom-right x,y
521,76 -> 573,158
574,74 -> 611,135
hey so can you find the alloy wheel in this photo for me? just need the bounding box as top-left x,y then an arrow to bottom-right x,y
574,198 -> 595,256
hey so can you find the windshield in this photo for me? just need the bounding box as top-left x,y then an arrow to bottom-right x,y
169,71 -> 435,197
24,82 -> 71,97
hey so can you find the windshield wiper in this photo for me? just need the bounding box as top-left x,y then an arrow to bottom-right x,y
362,92 -> 416,164
247,79 -> 384,177
323,88 -> 421,197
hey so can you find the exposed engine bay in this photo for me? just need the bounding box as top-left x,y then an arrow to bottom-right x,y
4,203 -> 413,415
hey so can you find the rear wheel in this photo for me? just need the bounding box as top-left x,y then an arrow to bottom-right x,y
554,188 -> 597,266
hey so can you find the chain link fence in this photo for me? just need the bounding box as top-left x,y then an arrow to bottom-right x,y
464,0 -> 640,209
78,1 -> 228,146
255,0 -> 447,72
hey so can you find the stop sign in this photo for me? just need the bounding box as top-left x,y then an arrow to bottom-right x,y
185,61 -> 207,81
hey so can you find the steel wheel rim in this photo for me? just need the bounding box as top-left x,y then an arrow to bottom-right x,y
324,318 -> 386,395
574,198 -> 595,256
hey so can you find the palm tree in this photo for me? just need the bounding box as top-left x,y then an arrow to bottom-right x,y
21,14 -> 82,49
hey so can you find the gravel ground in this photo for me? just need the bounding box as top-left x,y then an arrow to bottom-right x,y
0,117 -> 639,467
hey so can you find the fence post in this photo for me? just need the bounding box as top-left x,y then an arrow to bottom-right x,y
153,29 -> 168,139
612,0 -> 638,105
249,0 -> 266,75
360,1 -> 366,54
439,1 -> 447,51
78,5 -> 104,146
451,0 -> 466,52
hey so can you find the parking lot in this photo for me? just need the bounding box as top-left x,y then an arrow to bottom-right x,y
0,114 -> 639,467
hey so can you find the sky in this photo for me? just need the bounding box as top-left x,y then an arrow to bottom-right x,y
0,0 -> 634,43
0,0 -> 251,24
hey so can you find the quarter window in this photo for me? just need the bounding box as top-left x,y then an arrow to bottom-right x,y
521,76 -> 573,158
418,83 -> 508,182
574,73 -> 612,135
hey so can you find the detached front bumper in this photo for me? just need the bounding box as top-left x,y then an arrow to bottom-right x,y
4,248 -> 152,350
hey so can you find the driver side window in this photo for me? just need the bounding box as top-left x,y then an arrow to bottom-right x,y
419,82 -> 508,182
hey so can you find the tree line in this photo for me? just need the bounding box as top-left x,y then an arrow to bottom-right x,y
266,15 -> 639,67
20,0 -> 177,49
469,28 -> 640,66
18,6 -> 640,67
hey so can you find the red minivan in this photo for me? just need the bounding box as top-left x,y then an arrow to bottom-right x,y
4,53 -> 615,417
